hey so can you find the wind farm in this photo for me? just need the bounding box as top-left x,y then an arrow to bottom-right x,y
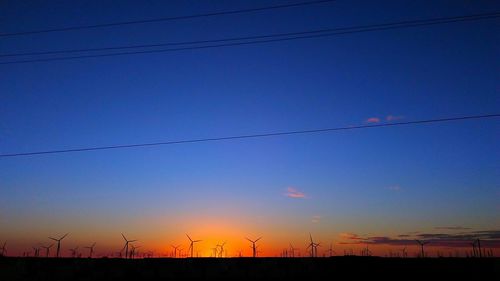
1,0 -> 499,279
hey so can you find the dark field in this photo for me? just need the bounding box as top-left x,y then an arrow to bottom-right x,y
1,257 -> 499,280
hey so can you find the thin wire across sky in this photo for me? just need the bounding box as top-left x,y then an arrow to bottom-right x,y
1,114 -> 498,158
1,12 -> 499,65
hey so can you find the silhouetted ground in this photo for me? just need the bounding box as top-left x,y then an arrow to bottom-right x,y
1,257 -> 499,280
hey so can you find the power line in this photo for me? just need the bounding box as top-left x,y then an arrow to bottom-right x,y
1,114 -> 498,158
0,0 -> 337,38
1,12 -> 498,65
2,12 -> 499,59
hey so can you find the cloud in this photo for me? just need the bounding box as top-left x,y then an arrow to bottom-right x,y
387,185 -> 401,192
366,117 -> 380,123
339,233 -> 363,240
435,226 -> 471,231
311,215 -> 321,223
386,115 -> 404,121
354,230 -> 500,248
285,187 -> 305,199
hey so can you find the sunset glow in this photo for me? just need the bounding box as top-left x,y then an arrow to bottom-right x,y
1,0 -> 499,262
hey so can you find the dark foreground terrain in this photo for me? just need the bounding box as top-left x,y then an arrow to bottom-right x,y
1,257 -> 499,280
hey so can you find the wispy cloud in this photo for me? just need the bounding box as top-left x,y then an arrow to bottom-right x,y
339,233 -> 363,240
366,117 -> 380,123
386,185 -> 401,192
435,226 -> 471,231
311,215 -> 321,223
285,187 -> 306,199
386,115 -> 404,121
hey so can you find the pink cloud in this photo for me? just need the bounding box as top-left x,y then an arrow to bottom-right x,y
366,117 -> 380,123
311,215 -> 321,223
339,233 -> 363,240
387,185 -> 401,192
386,115 -> 404,121
285,187 -> 306,199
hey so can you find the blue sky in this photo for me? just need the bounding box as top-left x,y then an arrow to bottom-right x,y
0,0 -> 499,256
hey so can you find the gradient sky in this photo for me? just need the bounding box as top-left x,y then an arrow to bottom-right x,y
1,0 -> 499,257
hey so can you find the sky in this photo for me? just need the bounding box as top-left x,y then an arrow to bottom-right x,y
0,0 -> 499,258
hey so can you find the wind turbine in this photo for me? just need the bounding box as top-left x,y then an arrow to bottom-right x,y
307,234 -> 320,257
84,242 -> 96,258
218,241 -> 226,258
246,237 -> 262,258
171,245 -> 181,258
186,234 -> 202,258
41,244 -> 53,258
415,240 -> 429,258
121,233 -> 137,259
476,238 -> 482,258
401,247 -> 407,258
49,233 -> 68,258
33,247 -> 40,257
0,242 -> 7,256
289,243 -> 297,258
327,243 -> 335,257
69,247 -> 79,258
130,245 -> 141,259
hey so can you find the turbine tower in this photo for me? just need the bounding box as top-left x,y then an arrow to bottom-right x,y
246,237 -> 262,258
186,234 -> 202,258
49,233 -> 68,258
121,233 -> 137,259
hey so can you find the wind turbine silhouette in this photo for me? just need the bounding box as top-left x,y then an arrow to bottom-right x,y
218,241 -> 226,258
415,240 -> 429,257
0,242 -> 7,256
307,234 -> 320,257
121,234 -> 137,259
475,238 -> 482,258
186,234 -> 201,258
401,247 -> 407,258
327,243 -> 335,257
211,246 -> 218,257
122,233 -> 137,258
33,247 -> 40,257
246,237 -> 262,258
49,233 -> 68,258
130,245 -> 141,259
69,246 -> 79,258
171,245 -> 181,258
41,244 -> 53,258
289,243 -> 297,258
84,242 -> 96,258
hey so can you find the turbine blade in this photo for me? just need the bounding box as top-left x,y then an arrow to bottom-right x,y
122,233 -> 127,241
186,234 -> 192,242
61,233 -> 69,240
255,237 -> 262,242
245,237 -> 252,242
129,240 -> 137,243
193,240 -> 202,242
49,237 -> 57,241
92,242 -> 96,247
